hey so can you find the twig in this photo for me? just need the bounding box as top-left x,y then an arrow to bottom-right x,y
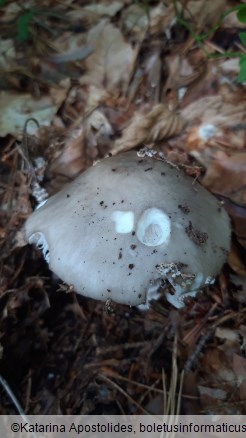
183,302 -> 218,344
0,375 -> 25,416
0,375 -> 38,438
96,341 -> 151,356
161,334 -> 184,438
102,370 -> 198,399
137,379 -> 161,406
98,374 -> 150,415
184,328 -> 214,372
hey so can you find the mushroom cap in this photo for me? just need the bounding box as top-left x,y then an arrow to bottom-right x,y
25,152 -> 231,308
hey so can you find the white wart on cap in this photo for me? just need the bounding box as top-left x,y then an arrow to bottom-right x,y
24,152 -> 231,308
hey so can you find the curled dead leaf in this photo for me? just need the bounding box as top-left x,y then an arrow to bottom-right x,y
111,104 -> 185,154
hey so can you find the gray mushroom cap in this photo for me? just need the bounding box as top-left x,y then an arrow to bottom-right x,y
24,152 -> 231,308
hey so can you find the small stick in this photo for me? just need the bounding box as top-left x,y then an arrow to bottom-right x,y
0,375 -> 38,438
98,373 -> 150,415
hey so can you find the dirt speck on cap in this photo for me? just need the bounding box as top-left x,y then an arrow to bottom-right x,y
185,221 -> 208,245
178,204 -> 190,214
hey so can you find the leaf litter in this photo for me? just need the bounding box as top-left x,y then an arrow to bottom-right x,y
0,0 -> 246,416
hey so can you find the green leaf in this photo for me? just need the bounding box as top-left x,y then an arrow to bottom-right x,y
237,4 -> 246,23
17,9 -> 34,41
239,32 -> 246,46
238,55 -> 246,83
0,0 -> 6,5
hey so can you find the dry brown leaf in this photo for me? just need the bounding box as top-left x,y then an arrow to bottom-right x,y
182,0 -> 226,32
0,84 -> 69,139
84,109 -> 113,148
222,198 -> 246,250
49,32 -> 90,64
197,384 -> 238,413
239,326 -> 246,351
164,54 -> 205,95
111,104 -> 185,154
215,327 -> 239,344
223,9 -> 246,28
182,93 -> 246,155
227,241 -> 246,276
198,385 -> 227,404
122,2 -> 174,39
182,95 -> 246,128
83,1 -> 123,17
80,20 -> 135,94
149,3 -> 175,36
202,153 -> 246,207
86,85 -> 110,112
233,354 -> 246,401
219,59 -> 240,77
0,38 -> 16,69
121,4 -> 149,37
0,2 -> 23,23
200,348 -> 235,384
48,126 -> 85,183
230,275 -> 246,304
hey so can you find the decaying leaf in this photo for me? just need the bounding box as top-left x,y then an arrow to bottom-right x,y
215,327 -> 239,344
181,0 -> 226,32
84,109 -> 113,149
0,2 -> 23,23
121,4 -> 149,37
202,152 -> 246,207
1,0 -> 246,417
80,20 -> 135,94
83,1 -> 123,17
164,54 -> 206,97
227,241 -> 246,276
0,85 -> 69,139
182,95 -> 246,152
48,126 -> 85,183
122,2 -> 175,39
198,385 -> 227,404
49,24 -> 98,65
182,95 -> 245,131
200,348 -> 235,384
0,38 -> 16,68
233,354 -> 246,401
149,2 -> 175,36
219,58 -> 240,77
112,104 -> 185,154
230,275 -> 246,304
222,198 -> 246,249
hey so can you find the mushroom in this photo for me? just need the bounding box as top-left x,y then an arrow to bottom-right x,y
24,152 -> 231,308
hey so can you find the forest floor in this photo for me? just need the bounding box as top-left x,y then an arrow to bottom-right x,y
0,0 -> 246,415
